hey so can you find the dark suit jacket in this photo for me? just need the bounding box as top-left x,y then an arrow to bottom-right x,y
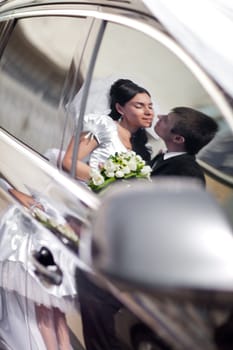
150,153 -> 206,186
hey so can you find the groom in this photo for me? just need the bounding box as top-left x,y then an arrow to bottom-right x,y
150,107 -> 218,186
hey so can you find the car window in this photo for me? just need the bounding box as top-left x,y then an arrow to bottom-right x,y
76,20 -> 233,205
0,16 -> 93,155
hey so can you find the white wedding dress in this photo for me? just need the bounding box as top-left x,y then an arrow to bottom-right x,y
80,113 -> 128,170
45,113 -> 128,170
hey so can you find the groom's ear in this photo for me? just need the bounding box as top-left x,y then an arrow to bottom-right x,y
173,134 -> 185,144
115,102 -> 124,116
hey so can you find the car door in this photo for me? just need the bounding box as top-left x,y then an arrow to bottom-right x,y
0,2 -> 232,350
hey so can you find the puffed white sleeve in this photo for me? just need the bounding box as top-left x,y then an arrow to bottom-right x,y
82,114 -> 117,144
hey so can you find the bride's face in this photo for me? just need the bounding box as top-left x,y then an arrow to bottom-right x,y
119,92 -> 154,129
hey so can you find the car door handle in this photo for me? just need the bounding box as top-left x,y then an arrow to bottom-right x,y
31,247 -> 63,286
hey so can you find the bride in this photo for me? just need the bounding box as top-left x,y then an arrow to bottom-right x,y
62,77 -> 155,350
62,78 -> 155,182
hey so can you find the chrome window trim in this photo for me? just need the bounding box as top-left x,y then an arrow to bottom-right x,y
0,6 -> 232,133
71,20 -> 107,178
0,0 -> 153,18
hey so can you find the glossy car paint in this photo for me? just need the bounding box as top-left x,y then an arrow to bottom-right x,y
0,1 -> 232,350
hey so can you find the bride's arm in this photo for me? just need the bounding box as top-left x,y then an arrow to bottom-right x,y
62,134 -> 98,182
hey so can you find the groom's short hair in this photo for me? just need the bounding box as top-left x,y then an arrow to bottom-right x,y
171,107 -> 219,155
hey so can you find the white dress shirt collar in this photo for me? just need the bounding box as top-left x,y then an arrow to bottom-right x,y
163,151 -> 186,160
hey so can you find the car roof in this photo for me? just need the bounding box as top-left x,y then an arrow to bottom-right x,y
1,0 -> 232,101
0,0 -> 153,16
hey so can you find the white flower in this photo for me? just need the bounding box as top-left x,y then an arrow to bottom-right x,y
140,165 -> 152,177
115,170 -> 124,178
93,174 -> 105,185
128,158 -> 137,171
136,155 -> 143,161
105,171 -> 115,178
122,166 -> 130,175
128,150 -> 136,157
90,169 -> 105,185
104,159 -> 116,172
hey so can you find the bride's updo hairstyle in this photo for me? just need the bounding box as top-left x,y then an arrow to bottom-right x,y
109,79 -> 152,162
109,79 -> 151,120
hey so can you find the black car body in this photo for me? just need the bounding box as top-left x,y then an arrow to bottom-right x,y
0,1 -> 232,349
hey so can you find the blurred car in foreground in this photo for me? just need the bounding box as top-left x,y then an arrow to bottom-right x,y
0,1 -> 232,349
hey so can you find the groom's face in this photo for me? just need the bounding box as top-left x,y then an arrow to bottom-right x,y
154,112 -> 177,142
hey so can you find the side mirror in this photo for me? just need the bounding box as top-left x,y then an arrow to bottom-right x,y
91,178 -> 233,304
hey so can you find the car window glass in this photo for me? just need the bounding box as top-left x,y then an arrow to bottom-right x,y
0,16 -> 92,155
80,21 -> 233,205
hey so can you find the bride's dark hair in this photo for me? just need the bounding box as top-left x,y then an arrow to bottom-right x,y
109,79 -> 152,162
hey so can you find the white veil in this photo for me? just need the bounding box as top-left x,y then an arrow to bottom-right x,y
45,76 -> 119,165
69,75 -> 119,119
68,74 -> 159,119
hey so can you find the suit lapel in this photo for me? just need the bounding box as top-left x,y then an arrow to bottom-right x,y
151,153 -> 164,170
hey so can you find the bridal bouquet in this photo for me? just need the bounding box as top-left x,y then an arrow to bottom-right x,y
88,151 -> 152,193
